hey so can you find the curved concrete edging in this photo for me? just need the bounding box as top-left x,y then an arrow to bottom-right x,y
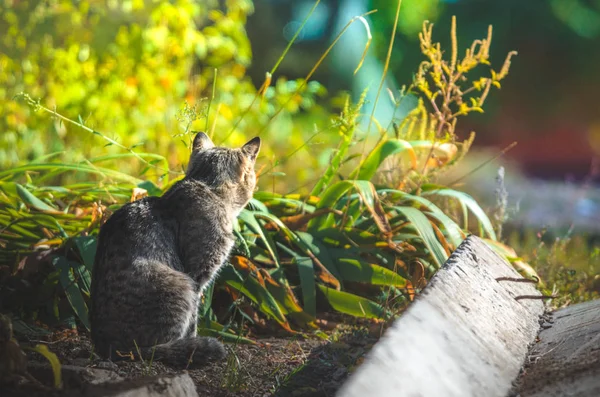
338,235 -> 545,397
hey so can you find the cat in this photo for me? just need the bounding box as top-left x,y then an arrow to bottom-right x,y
90,132 -> 260,368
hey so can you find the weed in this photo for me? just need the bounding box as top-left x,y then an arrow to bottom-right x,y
507,229 -> 600,307
222,347 -> 250,392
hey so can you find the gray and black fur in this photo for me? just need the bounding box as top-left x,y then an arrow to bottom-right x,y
90,132 -> 260,368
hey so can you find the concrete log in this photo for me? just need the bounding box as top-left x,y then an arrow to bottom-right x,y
338,235 -> 544,397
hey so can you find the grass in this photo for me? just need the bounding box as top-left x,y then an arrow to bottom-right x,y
270,359 -> 308,393
222,349 -> 248,392
506,228 -> 600,307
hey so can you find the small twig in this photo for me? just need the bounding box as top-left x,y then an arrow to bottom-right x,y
206,68 -> 218,133
495,276 -> 539,284
448,141 -> 518,186
24,338 -> 68,346
514,294 -> 557,301
15,92 -> 178,175
115,349 -> 135,360
527,339 -> 564,363
185,345 -> 198,370
258,10 -> 377,138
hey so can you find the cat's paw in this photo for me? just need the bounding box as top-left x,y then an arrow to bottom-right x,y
158,336 -> 226,369
189,336 -> 226,366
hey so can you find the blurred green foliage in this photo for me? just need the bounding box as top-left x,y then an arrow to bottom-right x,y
0,0 -> 334,191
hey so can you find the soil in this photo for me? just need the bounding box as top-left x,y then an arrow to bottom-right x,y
3,322 -> 380,397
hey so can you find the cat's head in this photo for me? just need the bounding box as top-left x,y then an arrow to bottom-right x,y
186,131 -> 261,210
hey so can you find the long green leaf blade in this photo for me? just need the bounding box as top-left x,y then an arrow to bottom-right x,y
238,210 -> 280,267
15,184 -> 61,213
219,264 -> 287,325
318,285 -> 386,319
421,187 -> 497,240
336,258 -> 407,287
392,206 -> 448,267
353,139 -> 416,180
52,256 -> 90,331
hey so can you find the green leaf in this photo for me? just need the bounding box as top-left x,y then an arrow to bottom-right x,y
24,344 -> 62,388
0,182 -> 20,207
258,196 -> 315,213
253,191 -> 283,201
15,183 -> 60,213
72,262 -> 92,295
379,189 -> 465,247
238,210 -> 280,267
248,198 -> 269,213
314,227 -> 384,247
36,186 -> 70,193
30,151 -> 66,164
254,212 -> 330,273
233,229 -> 252,257
295,231 -> 343,282
137,180 -> 163,196
335,258 -> 407,287
318,285 -> 386,319
352,139 -> 416,180
23,213 -> 69,238
425,211 -> 465,248
0,164 -> 142,185
52,256 -> 90,331
308,180 -> 376,231
197,327 -> 255,344
391,206 -> 448,267
73,236 -> 97,273
87,152 -> 167,166
275,242 -> 317,318
10,318 -> 52,339
263,275 -> 315,327
219,264 -> 288,325
296,256 -> 317,317
421,187 -> 497,240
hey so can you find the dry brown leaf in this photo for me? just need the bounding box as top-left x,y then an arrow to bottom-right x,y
130,187 -> 148,202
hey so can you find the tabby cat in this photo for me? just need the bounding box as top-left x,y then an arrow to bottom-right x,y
90,132 -> 260,368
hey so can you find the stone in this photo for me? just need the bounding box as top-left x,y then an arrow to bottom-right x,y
27,362 -> 123,389
516,299 -> 600,397
73,372 -> 198,397
337,235 -> 545,397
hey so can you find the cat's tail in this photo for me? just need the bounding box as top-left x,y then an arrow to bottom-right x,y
138,336 -> 226,369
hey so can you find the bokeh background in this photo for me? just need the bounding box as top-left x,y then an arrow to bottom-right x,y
247,0 -> 600,234
250,0 -> 600,179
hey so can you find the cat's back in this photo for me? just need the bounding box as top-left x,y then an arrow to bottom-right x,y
98,196 -> 162,244
159,178 -> 214,208
93,195 -> 179,273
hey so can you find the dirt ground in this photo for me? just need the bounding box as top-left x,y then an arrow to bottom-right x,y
4,322 -> 380,397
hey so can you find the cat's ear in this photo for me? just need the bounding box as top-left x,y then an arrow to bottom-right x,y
191,131 -> 215,151
241,137 -> 261,161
